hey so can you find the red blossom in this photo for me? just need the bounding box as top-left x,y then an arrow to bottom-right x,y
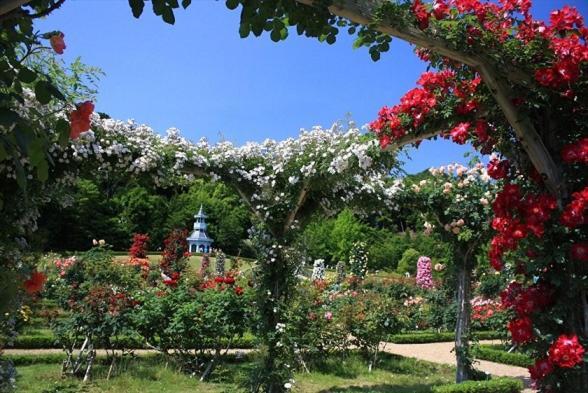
449,122 -> 470,144
571,242 -> 588,262
561,187 -> 588,228
487,158 -> 510,180
529,358 -> 554,381
411,0 -> 430,30
548,334 -> 585,368
432,0 -> 449,20
49,32 -> 66,54
234,286 -> 244,296
69,101 -> 94,139
508,316 -> 534,344
24,271 -> 46,294
561,137 -> 588,165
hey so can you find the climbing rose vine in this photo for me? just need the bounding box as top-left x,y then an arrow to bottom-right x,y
368,0 -> 587,390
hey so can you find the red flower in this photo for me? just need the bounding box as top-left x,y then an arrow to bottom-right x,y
529,358 -> 554,381
548,334 -> 585,368
571,242 -> 588,262
449,122 -> 470,144
69,101 -> 94,139
561,187 -> 588,228
508,317 -> 534,344
561,138 -> 588,165
49,32 -> 66,54
214,276 -> 224,283
432,0 -> 449,20
487,158 -> 510,180
234,286 -> 244,296
223,276 -> 235,285
24,271 -> 47,295
411,0 -> 430,30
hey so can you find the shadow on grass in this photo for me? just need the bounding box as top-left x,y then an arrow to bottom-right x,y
317,383 -> 435,393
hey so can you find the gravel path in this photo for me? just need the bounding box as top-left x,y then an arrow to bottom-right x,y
379,340 -> 534,393
6,341 -> 534,392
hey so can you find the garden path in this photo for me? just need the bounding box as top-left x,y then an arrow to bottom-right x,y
379,340 -> 534,393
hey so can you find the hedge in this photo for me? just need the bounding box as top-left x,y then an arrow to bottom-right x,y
474,345 -> 533,368
432,378 -> 523,393
388,331 -> 503,344
11,331 -> 256,349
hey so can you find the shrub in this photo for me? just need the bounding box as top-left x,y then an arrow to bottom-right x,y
397,248 -> 420,275
475,345 -> 533,368
431,378 -> 523,393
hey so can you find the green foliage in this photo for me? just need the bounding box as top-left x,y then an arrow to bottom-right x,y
331,209 -> 367,262
396,248 -> 420,275
474,345 -> 533,368
431,378 -> 523,393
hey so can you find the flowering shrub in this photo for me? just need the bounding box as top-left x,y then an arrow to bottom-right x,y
131,273 -> 251,379
50,247 -> 140,380
159,229 -> 189,279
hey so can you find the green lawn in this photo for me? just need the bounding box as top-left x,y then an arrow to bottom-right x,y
15,352 -> 455,393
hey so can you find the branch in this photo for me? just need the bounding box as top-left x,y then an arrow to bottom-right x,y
384,128 -> 445,151
283,181 -> 310,235
295,0 -> 563,199
0,0 -> 29,17
27,0 -> 65,19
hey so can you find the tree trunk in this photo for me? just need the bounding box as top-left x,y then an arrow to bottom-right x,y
454,255 -> 473,383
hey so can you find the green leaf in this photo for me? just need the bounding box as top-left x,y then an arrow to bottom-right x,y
326,34 -> 336,45
0,108 -> 20,128
128,0 -> 145,18
18,67 -> 37,83
239,23 -> 251,38
226,0 -> 239,10
370,50 -> 381,62
56,118 -> 70,146
34,80 -> 52,104
270,28 -> 281,42
181,0 -> 191,8
29,139 -> 45,166
161,7 -> 176,24
0,141 -> 7,161
36,159 -> 49,182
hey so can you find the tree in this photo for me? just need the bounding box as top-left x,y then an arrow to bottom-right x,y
395,162 -> 499,382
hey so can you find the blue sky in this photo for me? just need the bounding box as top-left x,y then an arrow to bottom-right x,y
37,0 -> 588,174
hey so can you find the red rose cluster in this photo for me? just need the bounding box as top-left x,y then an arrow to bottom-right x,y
69,101 -> 94,139
488,185 -> 556,270
370,69 -> 484,149
200,275 -> 243,296
23,271 -> 47,295
129,233 -> 150,259
502,282 -> 552,344
561,137 -> 588,164
561,186 -> 588,228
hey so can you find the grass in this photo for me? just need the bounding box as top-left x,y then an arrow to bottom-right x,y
14,352 -> 455,393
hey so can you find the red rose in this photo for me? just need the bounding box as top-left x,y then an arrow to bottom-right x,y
214,276 -> 224,283
571,242 -> 588,262
529,358 -> 554,381
24,271 -> 47,294
548,334 -> 585,368
487,158 -> 510,180
411,0 -> 430,29
49,32 -> 66,54
234,286 -> 244,296
224,276 -> 235,285
69,101 -> 94,139
508,317 -> 534,344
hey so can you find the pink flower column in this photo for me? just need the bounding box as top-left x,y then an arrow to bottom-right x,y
416,256 -> 434,289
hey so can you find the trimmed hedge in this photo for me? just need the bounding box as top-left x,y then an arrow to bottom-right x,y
6,353 -> 66,366
388,331 -> 503,344
475,345 -> 533,368
432,378 -> 523,393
